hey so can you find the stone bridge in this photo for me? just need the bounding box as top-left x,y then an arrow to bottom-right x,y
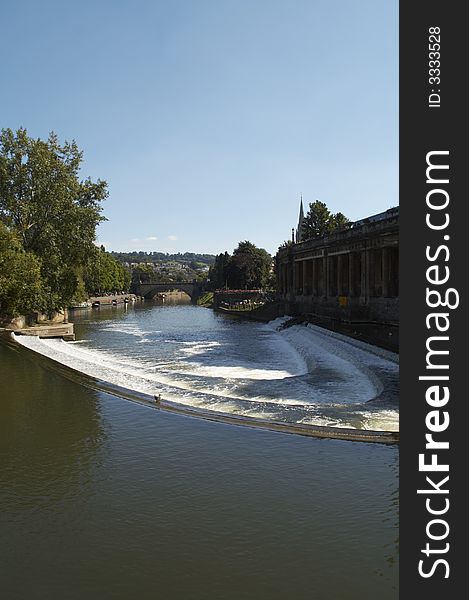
134,281 -> 204,300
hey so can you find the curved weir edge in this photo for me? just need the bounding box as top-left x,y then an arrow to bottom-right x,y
4,333 -> 399,445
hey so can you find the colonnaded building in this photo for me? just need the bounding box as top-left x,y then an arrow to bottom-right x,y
276,201 -> 399,324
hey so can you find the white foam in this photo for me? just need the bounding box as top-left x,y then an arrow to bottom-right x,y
360,409 -> 400,432
14,335 -> 285,404
273,323 -> 381,400
14,315 -> 399,432
179,341 -> 222,356
102,323 -> 155,338
179,364 -> 296,380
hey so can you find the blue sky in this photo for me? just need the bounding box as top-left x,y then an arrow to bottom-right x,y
2,0 -> 397,255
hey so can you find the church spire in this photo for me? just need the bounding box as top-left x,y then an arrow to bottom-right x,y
296,194 -> 305,243
299,194 -> 304,222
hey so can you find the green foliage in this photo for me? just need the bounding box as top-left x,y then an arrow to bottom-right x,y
228,241 -> 272,289
130,263 -> 157,285
0,223 -> 46,316
209,242 -> 273,290
196,291 -> 214,306
111,252 -> 213,285
0,128 -> 107,310
83,246 -> 131,294
72,276 -> 88,304
111,251 -> 215,265
302,201 -> 351,240
122,265 -> 131,291
209,252 -> 231,289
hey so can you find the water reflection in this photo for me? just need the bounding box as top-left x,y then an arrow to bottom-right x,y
0,341 -> 106,513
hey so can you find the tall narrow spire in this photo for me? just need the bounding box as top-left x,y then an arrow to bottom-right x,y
296,194 -> 305,243
299,193 -> 304,222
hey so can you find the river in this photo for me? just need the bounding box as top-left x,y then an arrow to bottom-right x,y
0,303 -> 398,599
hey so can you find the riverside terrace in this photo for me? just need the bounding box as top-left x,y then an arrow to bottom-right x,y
276,207 -> 399,325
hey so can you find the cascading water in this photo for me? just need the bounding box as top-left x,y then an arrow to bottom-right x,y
14,304 -> 399,432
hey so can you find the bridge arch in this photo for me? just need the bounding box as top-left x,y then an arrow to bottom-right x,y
134,282 -> 203,301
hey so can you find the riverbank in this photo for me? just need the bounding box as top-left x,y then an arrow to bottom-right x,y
0,313 -> 75,341
87,293 -> 141,306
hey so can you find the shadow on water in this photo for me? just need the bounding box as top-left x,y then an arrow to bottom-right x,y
0,340 -> 106,501
0,340 -> 105,456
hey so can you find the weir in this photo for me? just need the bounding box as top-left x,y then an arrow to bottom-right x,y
9,333 -> 398,444
8,304 -> 399,443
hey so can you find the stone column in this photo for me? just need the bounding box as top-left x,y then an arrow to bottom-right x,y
348,252 -> 354,297
302,261 -> 308,295
312,259 -> 317,296
382,247 -> 389,297
366,249 -> 372,298
360,249 -> 369,303
323,255 -> 329,298
296,262 -> 302,295
337,255 -> 343,296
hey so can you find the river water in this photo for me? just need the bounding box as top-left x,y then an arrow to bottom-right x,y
0,303 -> 398,599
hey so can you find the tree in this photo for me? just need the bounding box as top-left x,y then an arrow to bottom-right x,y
83,246 -> 131,294
330,211 -> 350,231
302,201 -> 333,239
209,252 -> 231,289
227,241 -> 272,289
0,223 -> 46,317
0,128 -> 107,309
302,201 -> 350,240
130,263 -> 155,286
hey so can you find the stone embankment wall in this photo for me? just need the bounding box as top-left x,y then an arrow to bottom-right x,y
1,310 -> 66,330
88,293 -> 140,305
1,310 -> 75,341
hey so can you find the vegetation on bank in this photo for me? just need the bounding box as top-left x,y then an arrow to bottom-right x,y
209,241 -> 274,290
196,291 -> 214,307
129,261 -> 207,286
83,246 -> 131,296
111,252 -> 215,287
0,223 -> 45,316
111,251 -> 215,266
0,128 -> 128,318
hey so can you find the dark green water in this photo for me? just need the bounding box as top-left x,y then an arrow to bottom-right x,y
0,306 -> 398,599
